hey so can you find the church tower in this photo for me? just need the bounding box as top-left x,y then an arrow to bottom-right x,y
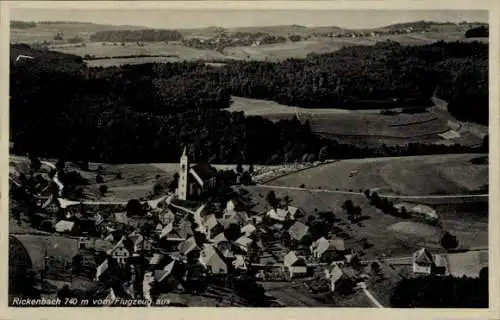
177,147 -> 188,200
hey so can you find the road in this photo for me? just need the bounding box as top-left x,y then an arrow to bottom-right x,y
359,284 -> 384,308
255,184 -> 488,200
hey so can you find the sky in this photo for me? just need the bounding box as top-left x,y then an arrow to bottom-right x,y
10,8 -> 488,30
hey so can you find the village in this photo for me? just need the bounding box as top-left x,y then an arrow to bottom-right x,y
8,146 -> 488,308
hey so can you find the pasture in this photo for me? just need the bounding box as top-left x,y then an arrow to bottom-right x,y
48,41 -> 233,61
268,154 -> 489,197
10,22 -> 147,44
227,96 -> 472,146
245,184 -> 487,259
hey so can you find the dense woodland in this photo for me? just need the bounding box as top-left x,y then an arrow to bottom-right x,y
89,29 -> 183,42
10,41 -> 488,164
390,270 -> 488,308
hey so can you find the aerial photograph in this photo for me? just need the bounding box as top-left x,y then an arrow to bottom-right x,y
7,7 -> 489,308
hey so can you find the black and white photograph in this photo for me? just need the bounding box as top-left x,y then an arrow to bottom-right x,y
3,1 -> 496,313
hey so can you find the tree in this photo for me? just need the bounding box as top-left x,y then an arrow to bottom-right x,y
72,254 -> 83,275
248,164 -> 255,174
318,145 -> 330,162
236,162 -> 243,175
224,223 -> 241,242
127,199 -> 144,216
96,174 -> 104,184
342,200 -> 354,214
56,159 -> 66,172
371,262 -> 381,274
99,185 -> 108,196
29,156 -> 42,172
266,190 -> 278,208
240,171 -> 252,185
441,232 -> 459,250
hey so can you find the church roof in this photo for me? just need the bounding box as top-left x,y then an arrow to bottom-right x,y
190,163 -> 218,182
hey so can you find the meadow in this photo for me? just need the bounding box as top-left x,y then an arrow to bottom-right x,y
268,154 -> 489,197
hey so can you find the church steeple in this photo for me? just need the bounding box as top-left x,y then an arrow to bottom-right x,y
177,146 -> 189,200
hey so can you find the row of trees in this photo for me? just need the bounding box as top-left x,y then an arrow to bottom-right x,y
89,29 -> 183,42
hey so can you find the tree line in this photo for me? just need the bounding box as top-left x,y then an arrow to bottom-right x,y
89,29 -> 183,42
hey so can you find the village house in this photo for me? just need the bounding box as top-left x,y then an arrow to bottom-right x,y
267,206 -> 299,222
201,214 -> 224,240
287,221 -> 309,242
176,148 -> 218,201
412,248 -> 447,276
283,251 -> 308,279
107,236 -> 131,266
232,255 -> 247,271
199,244 -> 228,275
241,223 -> 256,237
55,220 -> 80,235
310,237 -> 346,260
178,237 -> 200,258
324,263 -> 357,293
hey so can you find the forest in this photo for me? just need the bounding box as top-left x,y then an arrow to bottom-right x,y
390,270 -> 488,308
10,41 -> 488,164
89,29 -> 183,42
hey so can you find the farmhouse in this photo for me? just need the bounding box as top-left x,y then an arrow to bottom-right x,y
199,244 -> 228,274
177,147 -> 218,201
412,248 -> 448,276
310,237 -> 345,259
107,237 -> 131,266
284,251 -> 308,279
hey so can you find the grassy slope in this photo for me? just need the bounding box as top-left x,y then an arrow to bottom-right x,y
245,184 -> 487,259
269,154 -> 488,196
10,22 -> 148,43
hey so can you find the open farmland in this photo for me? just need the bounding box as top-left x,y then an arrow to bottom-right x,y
227,96 -> 482,147
222,35 -> 440,61
10,22 -> 147,44
268,154 -> 488,197
48,41 -> 234,61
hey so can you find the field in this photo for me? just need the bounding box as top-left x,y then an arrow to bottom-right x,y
10,22 -> 147,44
245,184 -> 487,259
227,96 -> 483,147
48,41 -> 234,61
268,154 -> 488,197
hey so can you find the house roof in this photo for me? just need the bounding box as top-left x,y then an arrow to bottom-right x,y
326,264 -> 344,283
158,209 -> 175,225
199,244 -> 227,273
288,206 -> 298,218
414,248 -> 434,265
203,214 -> 219,231
241,224 -> 256,236
288,221 -> 309,241
175,220 -> 194,239
232,255 -> 247,270
55,220 -> 75,232
331,239 -> 345,251
160,223 -> 174,239
235,236 -> 253,251
190,163 -> 218,182
284,251 -> 303,267
178,237 -> 199,256
107,236 -> 127,255
154,259 -> 177,283
211,232 -> 228,245
95,259 -> 108,280
149,254 -> 163,265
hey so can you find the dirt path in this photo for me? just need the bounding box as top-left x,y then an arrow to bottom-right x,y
255,184 -> 488,200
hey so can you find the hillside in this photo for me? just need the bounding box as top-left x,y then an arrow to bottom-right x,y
268,154 -> 488,197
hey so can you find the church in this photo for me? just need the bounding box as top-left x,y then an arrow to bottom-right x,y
177,147 -> 218,201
